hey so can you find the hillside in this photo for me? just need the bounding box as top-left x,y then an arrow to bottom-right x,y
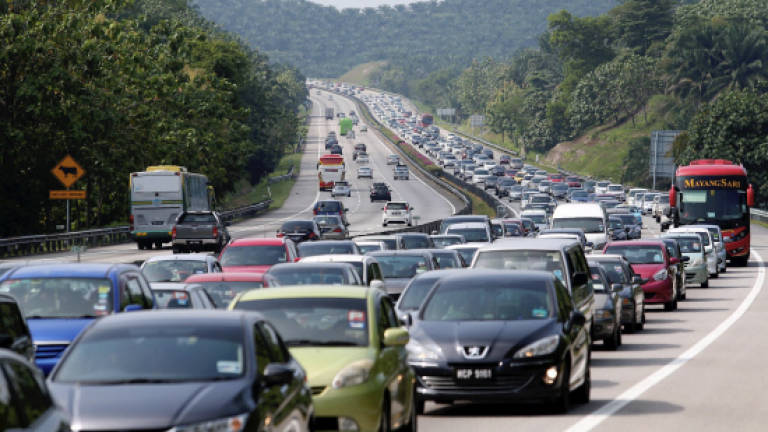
191,0 -> 618,78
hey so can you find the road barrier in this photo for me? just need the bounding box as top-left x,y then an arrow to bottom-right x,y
752,208 -> 768,223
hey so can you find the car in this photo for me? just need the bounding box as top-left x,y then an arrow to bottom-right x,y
219,238 -> 299,273
141,253 -> 222,285
606,184 -> 625,201
387,154 -> 400,165
662,233 -> 709,288
277,220 -> 322,243
297,240 -> 361,257
0,293 -> 34,361
405,270 -> 590,412
520,209 -> 550,231
610,213 -> 642,239
48,311 -> 313,432
641,193 -> 660,214
314,214 -> 348,239
595,181 -> 611,194
370,183 -> 392,201
608,216 -> 629,241
353,240 -> 390,254
652,194 -> 671,222
587,254 -> 646,332
360,124 -> 368,132
427,248 -> 465,269
357,166 -> 373,178
604,240 -> 680,311
331,180 -> 352,197
0,263 -> 156,375
588,263 -> 623,350
151,283 -> 217,309
184,272 -> 267,309
660,237 -> 688,301
551,203 -> 609,250
264,262 -> 363,286
367,250 -> 439,300
0,348 -> 70,431
524,194 -> 557,215
394,269 -> 465,319
507,185 -> 525,201
496,178 -> 517,197
668,227 -> 719,277
551,183 -> 569,199
330,144 -> 343,155
437,215 -> 492,235
393,164 -> 410,180
568,190 -> 590,203
539,228 -> 590,250
499,155 -> 511,165
299,255 -> 385,287
429,234 -> 465,248
444,222 -> 493,243
472,239 -> 595,335
382,201 -> 414,226
231,286 -> 416,431
356,235 -> 399,250
171,211 -> 230,253
689,224 -> 727,273
498,219 -> 525,238
313,200 -> 349,226
395,233 -> 434,249
471,168 -> 490,185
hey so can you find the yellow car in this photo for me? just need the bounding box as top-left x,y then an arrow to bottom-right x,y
231,286 -> 416,432
514,171 -> 526,183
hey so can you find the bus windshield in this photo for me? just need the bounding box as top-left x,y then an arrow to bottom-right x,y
132,176 -> 180,193
679,189 -> 746,224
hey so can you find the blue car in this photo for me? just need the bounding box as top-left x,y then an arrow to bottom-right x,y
0,263 -> 156,375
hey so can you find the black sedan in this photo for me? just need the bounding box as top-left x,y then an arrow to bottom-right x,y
405,270 -> 590,413
47,311 -> 313,432
277,220 -> 320,243
370,183 -> 391,202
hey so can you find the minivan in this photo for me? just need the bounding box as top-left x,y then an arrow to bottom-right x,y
552,203 -> 609,250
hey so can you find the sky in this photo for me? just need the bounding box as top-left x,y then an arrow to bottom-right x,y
312,0 -> 420,9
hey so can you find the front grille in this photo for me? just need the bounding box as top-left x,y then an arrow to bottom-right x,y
419,374 -> 532,391
311,386 -> 327,396
35,344 -> 68,359
312,417 -> 339,430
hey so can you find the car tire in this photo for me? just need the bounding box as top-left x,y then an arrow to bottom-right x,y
701,279 -> 709,288
639,309 -> 646,330
154,241 -> 163,249
664,299 -> 677,311
379,394 -> 392,432
400,392 -> 419,432
603,327 -> 619,350
552,361 -> 571,413
572,360 -> 590,405
711,271 -> 719,279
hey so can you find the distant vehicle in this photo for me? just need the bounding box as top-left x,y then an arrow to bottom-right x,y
318,154 -> 346,191
551,203 -> 609,250
444,222 -> 492,243
219,238 -> 299,273
370,183 -> 391,201
331,180 -> 352,197
314,214 -> 347,239
151,284 -> 217,309
325,106 -> 334,119
130,166 -> 214,250
420,113 -> 434,127
264,262 -> 363,286
587,254 -> 646,332
171,211 -> 230,253
356,152 -> 370,164
394,233 -> 434,249
141,253 -> 222,284
430,234 -> 465,248
354,240 -> 389,254
299,255 -> 385,287
313,199 -> 349,226
387,154 -> 400,165
604,240 -> 680,311
339,117 -> 354,136
360,124 -> 368,132
393,163 -> 410,180
368,250 -> 439,299
588,263 -> 623,350
382,201 -> 414,226
357,166 -> 373,178
297,240 -> 360,257
184,272 -> 267,308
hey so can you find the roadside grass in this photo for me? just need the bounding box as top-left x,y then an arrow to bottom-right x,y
221,153 -> 302,210
339,61 -> 387,86
753,219 -> 768,229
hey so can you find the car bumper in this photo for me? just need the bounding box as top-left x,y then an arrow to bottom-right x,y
172,238 -> 219,248
311,380 -> 390,432
131,231 -> 172,242
383,217 -> 410,224
591,316 -> 617,339
641,279 -> 674,303
685,264 -> 708,284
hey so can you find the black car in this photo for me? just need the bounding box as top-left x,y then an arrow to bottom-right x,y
278,220 -> 321,243
495,178 -> 517,197
661,238 -> 688,301
483,175 -> 499,190
296,240 -> 361,257
588,263 -> 622,350
370,183 -> 391,202
48,311 -> 313,432
406,270 -> 590,413
330,144 -> 343,155
0,293 -> 34,362
587,254 -> 646,332
395,233 -> 434,250
368,250 -> 439,300
0,348 -> 70,431
608,217 -> 628,241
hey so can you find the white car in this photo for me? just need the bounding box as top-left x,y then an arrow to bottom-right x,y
641,193 -> 659,214
606,184 -> 625,201
331,181 -> 352,197
387,154 -> 400,165
356,153 -> 370,164
482,160 -> 497,170
382,201 -> 414,227
472,168 -> 490,185
360,125 -> 368,132
357,166 -> 373,178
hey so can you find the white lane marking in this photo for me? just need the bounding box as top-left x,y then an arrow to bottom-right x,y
567,249 -> 766,432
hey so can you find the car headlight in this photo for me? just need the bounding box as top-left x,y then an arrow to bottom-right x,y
332,359 -> 374,389
691,257 -> 703,266
653,268 -> 668,281
513,335 -> 559,359
406,340 -> 442,364
595,309 -> 613,320
171,414 -> 248,432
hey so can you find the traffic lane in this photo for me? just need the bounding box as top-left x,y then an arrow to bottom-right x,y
587,224 -> 768,432
417,225 -> 764,431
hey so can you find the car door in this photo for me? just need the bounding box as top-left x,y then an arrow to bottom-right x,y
565,247 -> 594,326
553,279 -> 588,390
1,357 -> 68,431
377,295 -> 410,427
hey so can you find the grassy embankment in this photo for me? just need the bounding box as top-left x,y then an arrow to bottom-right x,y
220,153 -> 303,211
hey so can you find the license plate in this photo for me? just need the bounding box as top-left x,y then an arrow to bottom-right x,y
390,211 -> 401,215
151,221 -> 164,225
455,368 -> 493,381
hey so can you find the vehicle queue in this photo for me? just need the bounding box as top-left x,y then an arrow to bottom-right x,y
0,84 -> 745,432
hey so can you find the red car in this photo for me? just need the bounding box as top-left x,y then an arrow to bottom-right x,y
185,272 -> 268,309
604,240 -> 680,311
218,238 -> 299,274
549,173 -> 564,183
565,176 -> 582,188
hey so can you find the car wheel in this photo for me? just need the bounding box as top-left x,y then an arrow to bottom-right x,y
137,241 -> 145,250
701,279 -> 709,288
551,361 -> 571,413
639,308 -> 646,330
664,299 -> 677,311
711,271 -> 719,279
154,241 -> 163,249
379,394 -> 392,432
572,360 -> 590,405
603,327 -> 619,350
400,391 -> 419,432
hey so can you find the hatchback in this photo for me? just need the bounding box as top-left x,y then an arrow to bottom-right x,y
604,241 -> 680,311
331,181 -> 352,197
382,201 -> 414,226
141,254 -> 222,284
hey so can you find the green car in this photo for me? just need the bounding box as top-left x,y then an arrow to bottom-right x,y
231,286 -> 417,432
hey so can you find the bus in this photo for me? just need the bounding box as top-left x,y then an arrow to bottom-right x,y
129,166 -> 214,250
318,154 -> 345,191
420,114 -> 434,127
667,159 -> 755,266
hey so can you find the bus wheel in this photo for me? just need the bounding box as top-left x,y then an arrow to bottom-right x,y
137,242 -> 145,250
154,241 -> 163,249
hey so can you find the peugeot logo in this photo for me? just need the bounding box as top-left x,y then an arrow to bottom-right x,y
462,345 -> 489,359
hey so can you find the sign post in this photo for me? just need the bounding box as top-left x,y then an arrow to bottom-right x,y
50,155 -> 86,232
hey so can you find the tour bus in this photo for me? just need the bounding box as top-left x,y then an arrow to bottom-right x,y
419,113 -> 434,127
666,159 -> 755,266
318,154 -> 345,191
129,166 -> 214,250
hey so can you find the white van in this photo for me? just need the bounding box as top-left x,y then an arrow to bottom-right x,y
627,188 -> 648,206
551,203 -> 609,250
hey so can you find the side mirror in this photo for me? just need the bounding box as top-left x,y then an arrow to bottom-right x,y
124,304 -> 143,312
573,272 -> 589,286
370,280 -> 384,290
264,363 -> 295,386
383,327 -> 410,346
0,334 -> 13,348
569,311 -> 586,328
611,283 -> 623,293
681,256 -> 690,262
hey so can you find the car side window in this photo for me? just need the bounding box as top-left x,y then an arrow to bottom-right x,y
567,247 -> 590,303
0,360 -> 22,430
554,279 -> 573,320
257,322 -> 289,363
379,297 -> 399,337
123,274 -> 151,310
134,274 -> 155,309
0,302 -> 27,339
2,360 -> 51,427
252,325 -> 273,375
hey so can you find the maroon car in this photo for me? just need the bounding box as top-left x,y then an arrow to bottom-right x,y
604,240 -> 680,311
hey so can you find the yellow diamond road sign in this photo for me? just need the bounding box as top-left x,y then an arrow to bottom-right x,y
51,155 -> 85,188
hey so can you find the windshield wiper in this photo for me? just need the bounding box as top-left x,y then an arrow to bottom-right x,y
84,378 -> 188,385
26,315 -> 100,319
286,340 -> 361,347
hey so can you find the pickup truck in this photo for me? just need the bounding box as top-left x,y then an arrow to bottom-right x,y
171,211 -> 230,253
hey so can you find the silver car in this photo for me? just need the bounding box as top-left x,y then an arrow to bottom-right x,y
331,180 -> 352,197
357,166 -> 373,178
313,215 -> 348,239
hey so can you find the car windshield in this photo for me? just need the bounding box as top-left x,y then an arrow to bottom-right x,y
192,282 -> 262,309
316,202 -> 341,212
376,255 -> 430,278
356,243 -> 383,253
616,214 -> 637,225
474,169 -> 489,176
220,245 -> 287,266
267,267 -> 352,285
53,324 -> 244,383
446,227 -> 489,242
0,277 -> 114,318
152,290 -> 195,309
281,221 -> 313,232
668,237 -> 702,253
386,202 -> 408,210
400,236 -> 431,249
524,214 -> 548,224
531,196 -> 550,203
143,260 -> 208,282
298,243 -> 356,257
452,247 -> 479,264
604,246 -> 665,264
433,252 -> 461,269
552,217 -> 604,233
474,250 -> 566,283
180,213 -> 215,223
234,298 -> 368,347
595,261 -> 628,284
314,216 -> 342,226
571,191 -> 588,198
422,282 -> 553,321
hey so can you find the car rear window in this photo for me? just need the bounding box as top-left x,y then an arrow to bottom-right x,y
604,246 -> 664,264
220,245 -> 287,266
281,221 -> 314,232
180,213 -> 215,223
387,203 -> 408,210
153,290 -> 194,309
298,243 -> 356,257
316,202 -> 341,211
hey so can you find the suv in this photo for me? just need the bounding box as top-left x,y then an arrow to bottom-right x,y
370,183 -> 391,201
382,201 -> 414,226
313,200 -> 349,226
0,294 -> 34,361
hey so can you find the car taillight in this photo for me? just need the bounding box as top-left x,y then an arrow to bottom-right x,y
313,209 -> 317,215
129,214 -> 134,231
212,226 -> 218,238
333,228 -> 342,232
171,225 -> 177,239
309,232 -> 316,239
276,232 -> 284,238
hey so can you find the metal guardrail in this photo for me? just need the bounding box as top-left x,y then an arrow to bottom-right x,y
751,208 -> 768,223
268,165 -> 296,184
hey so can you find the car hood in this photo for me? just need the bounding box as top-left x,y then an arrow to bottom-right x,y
49,379 -> 249,430
630,263 -> 665,279
221,265 -> 270,274
410,320 -> 557,362
290,347 -> 373,387
28,318 -> 94,344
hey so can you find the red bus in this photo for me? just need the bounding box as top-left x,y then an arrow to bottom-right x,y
668,159 -> 755,266
317,154 -> 345,191
420,114 -> 434,127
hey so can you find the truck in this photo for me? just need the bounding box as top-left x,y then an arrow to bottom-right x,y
325,107 -> 334,120
171,211 -> 230,253
339,117 -> 353,136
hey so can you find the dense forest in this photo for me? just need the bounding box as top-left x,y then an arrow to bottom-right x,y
191,0 -> 618,79
0,0 -> 307,237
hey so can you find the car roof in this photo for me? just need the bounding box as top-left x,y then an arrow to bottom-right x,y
1,263 -> 134,280
480,238 -> 580,251
237,285 -> 375,302
143,253 -> 214,263
395,232 -> 429,238
438,269 -> 555,286
268,262 -> 357,271
446,222 -> 488,229
185,272 -> 264,282
92,310 -> 253,330
228,238 -> 288,247
587,254 -> 628,262
368,250 -> 434,257
606,240 -> 665,247
298,240 -> 356,246
299,255 -> 376,263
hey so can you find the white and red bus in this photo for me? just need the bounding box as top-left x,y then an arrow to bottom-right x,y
668,159 -> 755,266
419,113 -> 434,128
318,154 -> 345,191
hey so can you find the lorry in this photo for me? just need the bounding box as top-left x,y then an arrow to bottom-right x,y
325,107 -> 334,120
